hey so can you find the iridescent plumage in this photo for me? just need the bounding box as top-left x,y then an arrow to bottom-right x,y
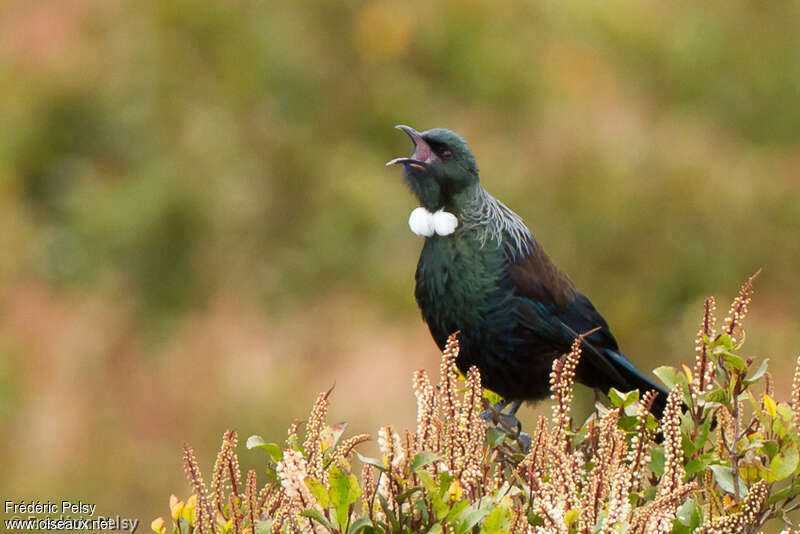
388,125 -> 667,416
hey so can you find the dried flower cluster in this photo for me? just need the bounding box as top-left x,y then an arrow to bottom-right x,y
792,356 -> 800,429
658,387 -> 686,497
211,430 -> 242,515
723,270 -> 759,345
157,275 -> 800,534
515,344 -> 695,534
549,335 -> 582,444
693,297 -> 717,406
163,391 -> 369,534
698,480 -> 769,533
182,441 -> 214,534
364,332 -> 496,518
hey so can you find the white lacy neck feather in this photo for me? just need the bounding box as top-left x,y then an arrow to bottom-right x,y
408,207 -> 459,237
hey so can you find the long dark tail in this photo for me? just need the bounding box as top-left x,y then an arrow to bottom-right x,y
604,349 -> 669,417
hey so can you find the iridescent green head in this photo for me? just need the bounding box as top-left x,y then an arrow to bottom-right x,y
387,125 -> 479,211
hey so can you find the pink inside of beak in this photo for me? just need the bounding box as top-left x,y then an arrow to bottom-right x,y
413,139 -> 431,162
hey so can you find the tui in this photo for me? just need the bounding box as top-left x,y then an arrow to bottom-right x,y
387,125 -> 668,419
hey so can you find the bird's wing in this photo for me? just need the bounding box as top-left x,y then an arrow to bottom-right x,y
506,246 -> 631,386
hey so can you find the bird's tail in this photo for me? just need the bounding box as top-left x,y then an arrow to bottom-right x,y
604,349 -> 669,417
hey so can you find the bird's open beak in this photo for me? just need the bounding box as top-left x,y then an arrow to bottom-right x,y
386,125 -> 434,170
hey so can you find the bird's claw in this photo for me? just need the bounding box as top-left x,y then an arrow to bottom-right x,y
480,399 -> 513,424
495,412 -> 522,432
480,399 -> 522,427
517,432 -> 531,453
480,399 -> 529,452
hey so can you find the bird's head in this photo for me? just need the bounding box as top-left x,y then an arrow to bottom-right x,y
387,125 -> 479,212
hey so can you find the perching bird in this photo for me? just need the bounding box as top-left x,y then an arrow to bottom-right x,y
387,125 -> 668,418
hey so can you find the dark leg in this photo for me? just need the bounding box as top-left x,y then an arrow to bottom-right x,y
495,399 -> 523,430
480,399 -> 530,454
480,398 -> 512,423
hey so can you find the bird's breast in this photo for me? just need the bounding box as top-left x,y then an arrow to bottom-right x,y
414,233 -> 510,350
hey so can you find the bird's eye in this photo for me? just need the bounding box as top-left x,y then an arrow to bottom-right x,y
441,149 -> 452,160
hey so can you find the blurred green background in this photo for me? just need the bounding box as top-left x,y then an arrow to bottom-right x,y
1,0 -> 799,529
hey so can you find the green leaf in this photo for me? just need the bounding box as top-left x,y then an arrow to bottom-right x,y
766,480 -> 800,506
329,465 -> 360,529
618,415 -> 641,432
264,465 -> 278,483
415,498 -> 430,525
744,358 -> 769,384
349,517 -> 374,534
301,509 -> 334,531
713,334 -> 734,352
246,434 -> 267,449
705,388 -> 729,405
395,487 -> 422,504
671,523 -> 694,534
457,503 -> 492,533
347,474 -> 362,502
654,366 -> 682,391
608,387 -> 639,408
246,436 -> 283,462
774,404 -> 795,437
447,498 -> 470,524
485,426 -> 506,447
483,389 -> 504,405
764,394 -> 777,418
305,476 -> 330,509
649,447 -> 665,477
528,510 -> 542,526
682,433 -> 697,457
608,387 -> 624,408
697,415 -> 714,441
356,453 -> 387,472
571,423 -> 590,447
563,508 -> 579,528
417,470 -> 438,494
710,465 -> 746,496
770,442 -> 799,481
710,464 -> 734,494
761,440 -> 778,459
481,498 -> 513,533
645,412 -> 660,432
722,352 -> 748,373
675,498 -> 702,528
685,456 -> 711,476
739,460 -> 763,482
432,493 -> 449,521
377,494 -> 400,531
777,403 -> 795,422
410,451 -> 440,473
438,471 -> 455,496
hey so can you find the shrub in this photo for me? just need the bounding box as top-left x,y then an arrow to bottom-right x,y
154,274 -> 800,533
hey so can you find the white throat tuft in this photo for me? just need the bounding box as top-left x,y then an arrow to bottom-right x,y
409,207 -> 459,237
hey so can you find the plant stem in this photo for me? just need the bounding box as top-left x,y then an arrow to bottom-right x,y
731,377 -> 742,502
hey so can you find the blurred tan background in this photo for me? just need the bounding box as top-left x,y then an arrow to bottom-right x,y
1,0 -> 799,527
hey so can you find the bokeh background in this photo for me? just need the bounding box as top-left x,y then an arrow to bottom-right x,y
1,0 -> 799,529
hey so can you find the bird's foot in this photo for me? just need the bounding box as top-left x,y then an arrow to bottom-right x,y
516,432 -> 531,453
480,399 -> 527,448
494,412 -> 522,432
480,399 -> 523,429
479,399 -> 510,423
